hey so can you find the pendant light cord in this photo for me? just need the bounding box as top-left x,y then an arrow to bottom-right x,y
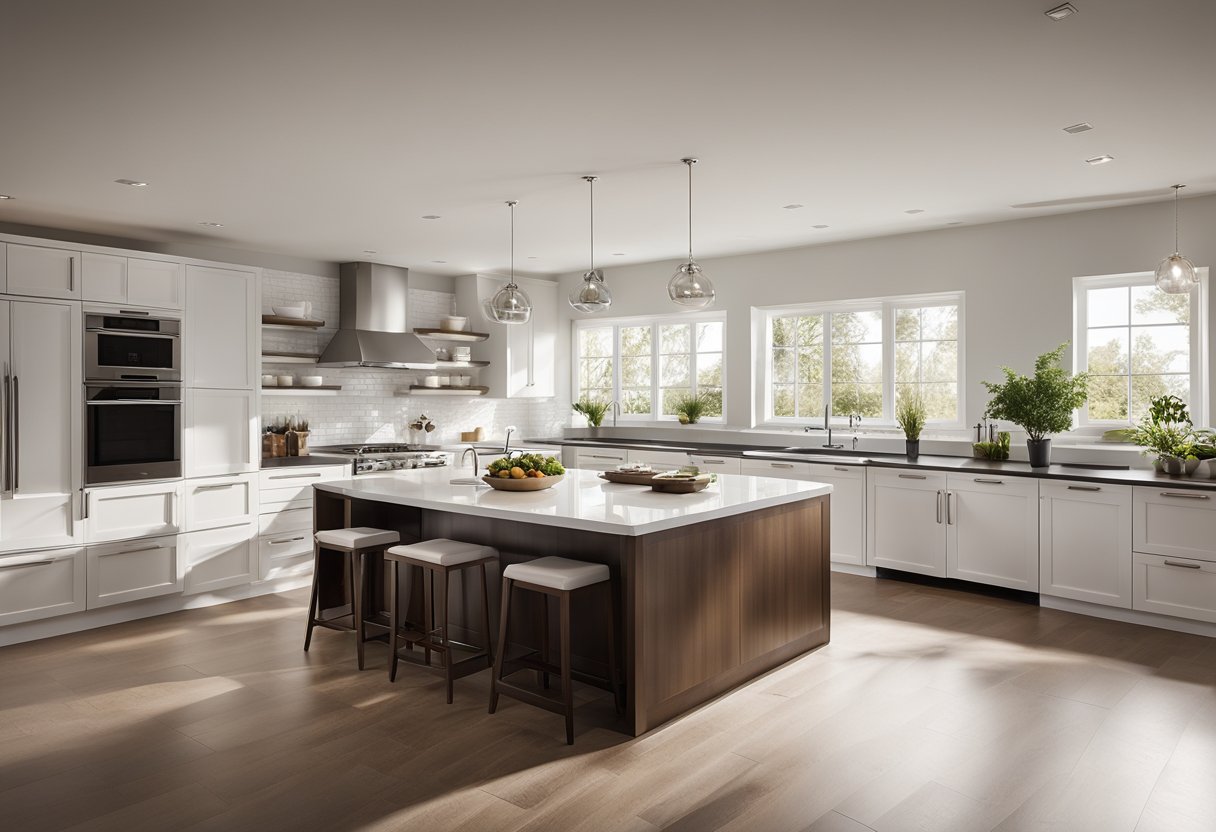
590,177 -> 595,273
507,200 -> 517,288
687,160 -> 694,261
1173,184 -> 1183,254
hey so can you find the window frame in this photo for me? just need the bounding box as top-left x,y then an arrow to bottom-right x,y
754,291 -> 965,428
572,311 -> 728,424
1072,269 -> 1209,430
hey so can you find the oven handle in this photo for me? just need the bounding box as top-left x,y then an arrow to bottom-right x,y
12,375 -> 18,493
1,364 -> 8,495
86,328 -> 180,339
86,400 -> 183,406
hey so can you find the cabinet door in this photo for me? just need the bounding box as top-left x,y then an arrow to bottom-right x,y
184,389 -> 258,477
82,252 -> 127,303
260,531 -> 313,581
185,265 -> 257,389
85,481 -> 181,543
184,473 -> 257,532
1132,487 -> 1216,563
867,469 -> 947,576
1040,481 -> 1132,608
86,534 -> 181,608
0,548 -> 85,626
947,474 -> 1039,591
6,244 -> 81,299
739,458 -> 810,480
127,258 -> 184,310
806,462 -> 868,567
1,299 -> 82,552
573,447 -> 629,471
183,522 -> 256,595
1132,552 -> 1216,623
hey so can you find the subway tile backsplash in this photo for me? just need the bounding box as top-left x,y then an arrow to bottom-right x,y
261,269 -> 566,445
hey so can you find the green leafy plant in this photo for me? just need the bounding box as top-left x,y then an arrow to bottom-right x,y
572,398 -> 610,427
895,395 -> 926,441
1129,395 -> 1198,461
673,393 -> 709,425
973,431 -> 1012,460
982,343 -> 1089,441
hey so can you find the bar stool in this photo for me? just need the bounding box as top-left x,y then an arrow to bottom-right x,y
489,556 -> 621,745
304,527 -> 400,670
384,538 -> 498,703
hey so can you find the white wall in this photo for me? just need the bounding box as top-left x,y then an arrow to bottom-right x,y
555,194 -> 1216,432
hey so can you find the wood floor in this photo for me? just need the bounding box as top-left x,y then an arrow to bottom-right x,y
1,574 -> 1213,832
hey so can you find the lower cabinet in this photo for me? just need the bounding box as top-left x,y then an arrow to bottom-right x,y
867,469 -> 948,576
806,463 -> 867,567
687,454 -> 741,474
0,548 -> 85,625
85,481 -> 182,543
183,473 -> 258,532
86,534 -> 181,608
571,446 -> 629,471
946,473 -> 1039,591
260,530 -> 313,581
182,523 -> 257,595
1132,552 -> 1216,623
1132,486 -> 1216,562
627,449 -> 691,470
1039,481 -> 1132,608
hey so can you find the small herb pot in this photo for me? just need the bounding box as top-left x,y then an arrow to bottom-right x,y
1161,455 -> 1184,476
905,439 -> 920,460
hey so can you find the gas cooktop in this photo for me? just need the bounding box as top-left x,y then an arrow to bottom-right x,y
310,443 -> 450,475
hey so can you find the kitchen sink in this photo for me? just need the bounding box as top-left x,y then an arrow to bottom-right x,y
743,448 -> 870,465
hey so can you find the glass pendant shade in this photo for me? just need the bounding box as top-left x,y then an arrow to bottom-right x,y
1155,253 -> 1198,294
570,269 -> 612,313
489,200 -> 532,324
668,260 -> 715,308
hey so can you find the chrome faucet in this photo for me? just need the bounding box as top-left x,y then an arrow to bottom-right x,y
461,446 -> 479,476
503,425 -> 516,453
822,404 -> 844,449
607,400 -> 621,427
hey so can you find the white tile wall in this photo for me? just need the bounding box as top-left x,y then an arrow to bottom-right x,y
261,269 -> 567,444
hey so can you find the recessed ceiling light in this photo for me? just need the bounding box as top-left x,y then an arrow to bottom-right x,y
198,221 -> 225,227
904,209 -> 925,215
1085,154 -> 1115,165
421,215 -> 441,220
812,225 -> 829,230
431,260 -> 446,264
783,204 -> 804,210
1045,3 -> 1078,21
1063,122 -> 1093,134
0,194 -> 13,200
114,179 -> 148,187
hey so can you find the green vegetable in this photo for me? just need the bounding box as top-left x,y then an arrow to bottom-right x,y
973,431 -> 1011,460
485,454 -> 565,476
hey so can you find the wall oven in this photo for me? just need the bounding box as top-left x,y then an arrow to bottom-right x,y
85,382 -> 182,485
85,309 -> 181,382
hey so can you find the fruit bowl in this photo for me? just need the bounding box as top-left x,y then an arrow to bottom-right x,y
482,473 -> 564,492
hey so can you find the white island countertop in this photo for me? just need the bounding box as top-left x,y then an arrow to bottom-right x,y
315,467 -> 832,536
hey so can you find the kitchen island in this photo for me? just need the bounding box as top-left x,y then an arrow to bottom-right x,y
314,467 -> 832,735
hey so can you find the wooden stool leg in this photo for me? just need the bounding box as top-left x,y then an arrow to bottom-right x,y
303,541 -> 322,651
607,580 -> 622,714
479,562 -> 493,663
489,577 -> 513,714
539,594 -> 550,690
353,549 -> 367,671
422,567 -> 433,667
388,559 -> 400,683
438,567 -> 453,704
559,590 -> 574,745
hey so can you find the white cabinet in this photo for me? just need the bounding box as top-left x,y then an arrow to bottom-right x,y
184,388 -> 258,477
807,462 -> 867,567
945,474 -> 1039,591
85,481 -> 181,543
183,522 -> 257,595
0,298 -> 82,552
867,469 -> 947,576
86,534 -> 181,608
740,458 -> 809,481
184,473 -> 258,532
1132,552 -> 1216,623
628,449 -> 691,470
184,265 -> 257,389
454,274 -> 556,398
688,454 -> 741,474
5,243 -> 81,299
83,253 -> 183,309
1132,487 -> 1216,563
0,548 -> 85,626
572,446 -> 629,471
257,464 -> 346,582
1039,481 -> 1132,608
258,465 -> 348,506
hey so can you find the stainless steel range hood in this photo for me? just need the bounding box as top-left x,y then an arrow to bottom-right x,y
316,262 -> 437,369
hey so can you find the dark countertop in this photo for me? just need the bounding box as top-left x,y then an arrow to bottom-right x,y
260,453 -> 350,470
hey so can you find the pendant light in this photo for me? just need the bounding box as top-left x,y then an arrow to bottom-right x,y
569,175 -> 613,314
1155,184 -> 1198,294
489,200 -> 532,324
667,157 -> 715,309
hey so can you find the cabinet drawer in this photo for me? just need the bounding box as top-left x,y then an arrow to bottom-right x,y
1133,487 -> 1216,562
184,474 -> 258,531
259,466 -> 347,490
572,448 -> 629,471
1132,552 -> 1216,623
740,458 -> 811,480
259,506 -> 312,536
86,535 -> 181,608
688,455 -> 741,474
85,482 -> 181,543
0,548 -> 86,626
627,449 -> 691,470
183,523 -> 256,595
260,532 -> 314,581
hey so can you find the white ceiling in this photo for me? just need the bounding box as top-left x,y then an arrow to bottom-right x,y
1,0 -> 1214,276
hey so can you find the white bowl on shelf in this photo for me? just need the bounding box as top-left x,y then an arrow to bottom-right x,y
300,376 -> 323,387
272,303 -> 310,319
441,315 -> 468,331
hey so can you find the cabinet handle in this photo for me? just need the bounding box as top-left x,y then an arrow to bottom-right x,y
117,310 -> 152,316
899,473 -> 927,480
1163,559 -> 1202,569
269,472 -> 322,480
771,463 -> 794,469
102,544 -> 164,556
701,459 -> 726,465
834,466 -> 849,472
269,536 -> 307,545
83,490 -> 90,520
936,490 -> 943,524
68,255 -> 75,292
973,478 -> 1003,485
196,482 -> 237,490
1067,485 -> 1101,492
587,454 -> 624,460
12,375 -> 18,492
1,363 -> 8,494
1159,491 -> 1211,500
0,559 -> 54,571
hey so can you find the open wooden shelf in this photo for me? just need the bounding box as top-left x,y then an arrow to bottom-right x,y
262,315 -> 326,329
398,385 -> 489,397
434,359 -> 490,368
413,328 -> 489,343
261,351 -> 321,364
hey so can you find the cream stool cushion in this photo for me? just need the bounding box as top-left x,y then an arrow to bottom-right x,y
387,538 -> 497,567
314,527 -> 400,550
503,556 -> 609,591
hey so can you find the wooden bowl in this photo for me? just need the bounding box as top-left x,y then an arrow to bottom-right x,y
650,476 -> 711,494
599,470 -> 660,485
481,473 -> 564,491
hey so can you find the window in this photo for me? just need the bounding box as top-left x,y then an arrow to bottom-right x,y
760,293 -> 963,425
574,314 -> 726,421
1074,271 -> 1208,426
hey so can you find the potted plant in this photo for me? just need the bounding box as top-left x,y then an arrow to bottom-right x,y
982,342 -> 1089,468
572,398 -> 610,428
895,394 -> 926,459
262,418 -> 290,459
973,431 -> 1011,460
673,392 -> 709,425
1129,395 -> 1200,476
287,417 -> 311,457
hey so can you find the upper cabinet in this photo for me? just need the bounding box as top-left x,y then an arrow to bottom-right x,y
82,252 -> 183,309
453,274 -> 556,398
184,265 -> 257,389
5,243 -> 82,299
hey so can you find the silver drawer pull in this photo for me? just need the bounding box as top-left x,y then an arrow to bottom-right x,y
196,482 -> 237,491
105,544 -> 163,556
1163,559 -> 1202,569
772,463 -> 794,469
973,478 -> 1003,485
834,466 -> 849,472
587,454 -> 624,460
899,473 -> 927,480
1160,491 -> 1211,500
0,559 -> 54,571
1067,485 -> 1101,492
269,536 -> 307,545
701,459 -> 726,465
269,472 -> 323,480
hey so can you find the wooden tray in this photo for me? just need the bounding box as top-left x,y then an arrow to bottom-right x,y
481,473 -> 563,491
599,470 -> 659,486
650,477 -> 711,494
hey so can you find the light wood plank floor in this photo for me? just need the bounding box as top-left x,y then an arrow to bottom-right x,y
1,574 -> 1214,832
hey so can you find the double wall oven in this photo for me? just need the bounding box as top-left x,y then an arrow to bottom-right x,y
84,309 -> 183,485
